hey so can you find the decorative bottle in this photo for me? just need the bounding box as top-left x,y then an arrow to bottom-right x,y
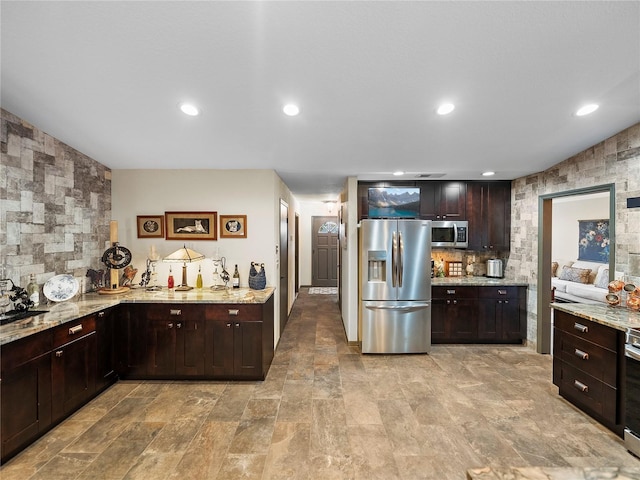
233,264 -> 240,289
27,274 -> 40,307
196,265 -> 203,289
167,266 -> 175,289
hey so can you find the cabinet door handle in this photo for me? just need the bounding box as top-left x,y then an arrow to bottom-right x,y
69,325 -> 83,335
226,322 -> 232,328
228,309 -> 240,316
176,322 -> 182,329
573,380 -> 589,393
55,350 -> 63,357
453,300 -> 457,305
170,309 -> 182,316
573,323 -> 588,334
168,322 -> 174,329
98,311 -> 105,318
574,349 -> 589,360
235,323 -> 241,328
498,300 -> 502,304
504,300 -> 509,304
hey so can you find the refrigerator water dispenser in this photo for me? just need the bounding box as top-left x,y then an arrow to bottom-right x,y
367,250 -> 387,282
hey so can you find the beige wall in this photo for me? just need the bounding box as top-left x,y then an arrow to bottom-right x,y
509,122 -> 640,348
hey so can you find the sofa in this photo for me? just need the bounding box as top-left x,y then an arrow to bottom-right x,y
551,260 -> 609,304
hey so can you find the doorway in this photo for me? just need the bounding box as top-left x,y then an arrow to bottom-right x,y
280,200 -> 289,335
311,216 -> 339,287
537,184 -> 615,353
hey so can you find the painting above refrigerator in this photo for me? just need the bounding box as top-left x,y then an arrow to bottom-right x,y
359,219 -> 432,354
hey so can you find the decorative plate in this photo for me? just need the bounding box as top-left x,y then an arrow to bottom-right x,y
43,274 -> 79,302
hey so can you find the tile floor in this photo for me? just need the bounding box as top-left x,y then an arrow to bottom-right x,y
1,289 -> 638,479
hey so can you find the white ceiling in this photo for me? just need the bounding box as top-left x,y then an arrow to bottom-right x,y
2,1 -> 639,201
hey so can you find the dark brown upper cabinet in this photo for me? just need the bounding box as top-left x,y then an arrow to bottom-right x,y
420,181 -> 466,220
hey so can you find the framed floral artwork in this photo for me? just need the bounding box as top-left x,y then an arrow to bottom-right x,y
578,219 -> 609,263
165,211 -> 217,241
220,215 -> 247,238
136,215 -> 164,238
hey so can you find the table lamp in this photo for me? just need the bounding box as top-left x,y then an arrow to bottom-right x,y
164,245 -> 205,291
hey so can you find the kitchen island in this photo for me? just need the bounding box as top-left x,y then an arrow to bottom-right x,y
551,302 -> 640,437
467,466 -> 640,479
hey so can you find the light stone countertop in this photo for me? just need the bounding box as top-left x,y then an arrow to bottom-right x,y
467,466 -> 640,479
551,301 -> 640,332
432,276 -> 528,287
0,287 -> 275,346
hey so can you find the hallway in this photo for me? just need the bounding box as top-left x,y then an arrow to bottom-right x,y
0,289 -> 637,479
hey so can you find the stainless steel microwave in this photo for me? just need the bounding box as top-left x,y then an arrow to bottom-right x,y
431,220 -> 468,248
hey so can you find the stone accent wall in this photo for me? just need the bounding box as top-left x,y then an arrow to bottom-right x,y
0,109 -> 111,292
508,122 -> 640,347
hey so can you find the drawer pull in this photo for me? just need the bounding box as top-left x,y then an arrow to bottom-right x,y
573,380 -> 589,393
170,309 -> 182,316
498,289 -> 507,295
446,289 -> 456,295
55,350 -> 63,357
574,348 -> 589,360
69,325 -> 83,335
573,323 -> 588,334
228,309 -> 240,316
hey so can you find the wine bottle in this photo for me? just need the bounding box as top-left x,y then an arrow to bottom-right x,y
26,274 -> 40,306
233,264 -> 240,289
196,265 -> 203,289
167,266 -> 175,289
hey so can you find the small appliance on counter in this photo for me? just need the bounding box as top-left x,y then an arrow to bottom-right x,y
486,259 -> 504,278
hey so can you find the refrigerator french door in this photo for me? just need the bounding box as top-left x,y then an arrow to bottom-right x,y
360,219 -> 432,353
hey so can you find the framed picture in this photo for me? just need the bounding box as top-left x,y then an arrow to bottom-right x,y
165,211 -> 217,241
136,215 -> 164,238
220,215 -> 247,238
578,219 -> 610,263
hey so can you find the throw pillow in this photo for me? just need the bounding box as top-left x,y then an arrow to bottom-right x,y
558,265 -> 592,284
551,262 -> 559,277
594,268 -> 609,289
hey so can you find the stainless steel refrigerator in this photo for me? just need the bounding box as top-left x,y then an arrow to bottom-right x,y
360,219 -> 432,354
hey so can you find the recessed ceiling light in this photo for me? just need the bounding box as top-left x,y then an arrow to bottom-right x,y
393,171 -> 405,176
482,171 -> 495,177
283,104 -> 300,116
179,103 -> 200,116
437,103 -> 455,115
575,104 -> 599,117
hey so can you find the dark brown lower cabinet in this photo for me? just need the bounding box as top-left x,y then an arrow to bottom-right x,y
205,302 -> 274,380
145,304 -> 205,377
1,332 -> 52,462
96,308 -> 117,392
552,309 -> 625,436
432,285 -> 526,344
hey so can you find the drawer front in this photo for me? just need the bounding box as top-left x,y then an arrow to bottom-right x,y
53,316 -> 96,348
477,286 -> 520,299
1,331 -> 52,373
432,286 -> 477,299
205,304 -> 262,321
145,304 -> 203,320
555,361 -> 617,424
554,311 -> 618,352
553,329 -> 617,387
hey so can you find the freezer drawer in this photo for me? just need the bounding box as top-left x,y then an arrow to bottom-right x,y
362,301 -> 431,354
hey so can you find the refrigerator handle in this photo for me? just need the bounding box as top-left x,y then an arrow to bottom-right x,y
391,230 -> 397,287
398,231 -> 403,287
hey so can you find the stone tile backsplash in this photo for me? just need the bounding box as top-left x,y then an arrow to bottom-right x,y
1,109 -> 111,292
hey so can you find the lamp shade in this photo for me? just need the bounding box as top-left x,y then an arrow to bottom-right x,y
164,245 -> 205,263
